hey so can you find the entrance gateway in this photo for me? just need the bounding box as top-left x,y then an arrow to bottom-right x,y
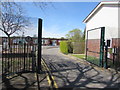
2,18 -> 42,89
86,27 -> 105,67
86,27 -> 120,69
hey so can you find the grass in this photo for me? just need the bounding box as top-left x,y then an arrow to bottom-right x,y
87,56 -> 99,66
71,54 -> 99,66
71,54 -> 85,59
71,54 -> 119,68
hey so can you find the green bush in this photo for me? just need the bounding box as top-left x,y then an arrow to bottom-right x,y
60,41 -> 73,54
60,40 -> 86,54
67,42 -> 73,53
60,41 -> 69,54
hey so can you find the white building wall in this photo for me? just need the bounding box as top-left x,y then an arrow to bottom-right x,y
86,4 -> 119,40
118,5 -> 120,38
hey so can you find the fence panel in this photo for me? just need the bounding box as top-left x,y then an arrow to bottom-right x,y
86,27 -> 105,66
2,37 -> 37,77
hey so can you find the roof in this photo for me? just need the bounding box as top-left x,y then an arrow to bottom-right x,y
83,1 -> 119,23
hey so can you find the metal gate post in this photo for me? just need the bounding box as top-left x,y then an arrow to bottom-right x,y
32,45 -> 35,72
37,18 -> 42,72
24,43 -> 26,70
85,30 -> 88,61
99,27 -> 105,67
104,45 -> 108,68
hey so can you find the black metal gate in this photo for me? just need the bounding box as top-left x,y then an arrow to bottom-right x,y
1,18 -> 42,90
2,37 -> 37,77
86,27 -> 105,67
86,27 -> 120,70
105,41 -> 120,70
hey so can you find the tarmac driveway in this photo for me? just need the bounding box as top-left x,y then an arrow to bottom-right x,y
42,46 -> 120,89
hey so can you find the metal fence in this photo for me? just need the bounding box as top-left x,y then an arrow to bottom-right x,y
106,45 -> 120,70
2,37 -> 37,77
86,27 -> 120,71
86,27 -> 105,67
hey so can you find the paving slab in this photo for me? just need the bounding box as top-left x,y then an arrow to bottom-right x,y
1,70 -> 50,89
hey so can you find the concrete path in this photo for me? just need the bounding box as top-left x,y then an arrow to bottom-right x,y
1,70 -> 49,90
42,46 -> 120,89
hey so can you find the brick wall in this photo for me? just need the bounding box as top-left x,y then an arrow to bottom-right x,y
112,38 -> 120,62
87,38 -> 120,62
87,39 -> 100,58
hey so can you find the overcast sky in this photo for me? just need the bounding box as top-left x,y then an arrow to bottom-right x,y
1,2 -> 99,38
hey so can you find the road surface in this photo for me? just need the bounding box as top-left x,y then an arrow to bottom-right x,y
42,46 -> 120,89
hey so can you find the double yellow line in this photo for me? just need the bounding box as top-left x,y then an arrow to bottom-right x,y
41,59 -> 58,89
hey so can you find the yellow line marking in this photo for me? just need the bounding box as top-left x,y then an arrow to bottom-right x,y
51,76 -> 58,88
46,74 -> 51,86
6,74 -> 17,79
41,59 -> 58,89
35,72 -> 37,78
41,62 -> 51,87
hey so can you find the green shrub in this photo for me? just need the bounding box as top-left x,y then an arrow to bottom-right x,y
60,41 -> 69,54
67,41 -> 73,53
60,41 -> 73,54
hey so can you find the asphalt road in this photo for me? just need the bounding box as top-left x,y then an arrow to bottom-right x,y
42,46 -> 120,89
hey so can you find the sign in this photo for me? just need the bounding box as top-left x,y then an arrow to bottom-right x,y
25,36 -> 33,42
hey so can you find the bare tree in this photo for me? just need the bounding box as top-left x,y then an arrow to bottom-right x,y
0,2 -> 54,49
0,2 -> 30,47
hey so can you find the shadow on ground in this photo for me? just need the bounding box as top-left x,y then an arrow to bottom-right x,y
42,55 -> 120,89
2,72 -> 38,90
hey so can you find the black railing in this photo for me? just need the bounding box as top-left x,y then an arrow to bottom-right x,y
2,38 -> 37,77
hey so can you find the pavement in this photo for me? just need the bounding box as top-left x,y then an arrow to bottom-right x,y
1,66 -> 49,90
42,46 -> 120,89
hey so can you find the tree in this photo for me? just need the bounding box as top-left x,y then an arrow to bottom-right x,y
1,2 -> 30,47
1,2 -> 54,38
60,37 -> 65,39
1,2 -> 54,49
66,29 -> 83,42
82,27 -> 86,41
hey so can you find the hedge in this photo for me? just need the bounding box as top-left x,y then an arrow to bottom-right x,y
60,41 -> 73,54
60,41 -> 68,54
60,41 -> 85,54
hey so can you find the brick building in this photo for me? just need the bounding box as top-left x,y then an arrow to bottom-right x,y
0,37 -> 67,46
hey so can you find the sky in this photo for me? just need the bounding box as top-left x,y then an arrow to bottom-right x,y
1,2 -> 100,38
